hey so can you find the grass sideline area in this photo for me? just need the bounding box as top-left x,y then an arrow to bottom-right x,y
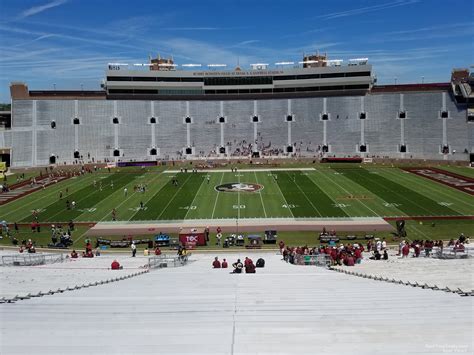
1,218 -> 472,251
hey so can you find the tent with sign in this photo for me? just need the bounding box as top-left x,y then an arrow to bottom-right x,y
178,228 -> 207,248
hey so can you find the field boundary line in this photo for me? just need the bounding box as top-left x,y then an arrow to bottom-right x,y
211,172 -> 225,219
313,169 -> 381,217
254,171 -> 267,218
163,168 -> 315,173
287,171 -> 323,217
156,173 -> 193,220
184,173 -> 207,220
272,171 -> 295,219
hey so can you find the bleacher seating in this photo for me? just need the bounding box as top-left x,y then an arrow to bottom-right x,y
4,90 -> 473,167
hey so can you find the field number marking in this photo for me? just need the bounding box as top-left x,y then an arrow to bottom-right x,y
179,206 -> 197,210
383,203 -> 401,207
78,208 -> 96,213
282,204 -> 298,209
438,202 -> 453,207
233,204 -> 246,209
333,203 -> 350,208
128,207 -> 148,211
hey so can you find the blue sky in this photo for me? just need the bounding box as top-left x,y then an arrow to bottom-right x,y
0,0 -> 473,102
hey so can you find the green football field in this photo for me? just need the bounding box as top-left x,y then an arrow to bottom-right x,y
1,165 -> 473,224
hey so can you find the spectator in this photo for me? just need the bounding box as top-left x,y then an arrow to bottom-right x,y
402,243 -> 410,258
245,258 -> 256,273
221,258 -> 228,268
383,250 -> 389,260
212,257 -> 221,268
154,246 -> 162,255
232,259 -> 243,273
111,260 -> 122,270
143,248 -> 149,256
70,250 -> 78,258
131,242 -> 137,257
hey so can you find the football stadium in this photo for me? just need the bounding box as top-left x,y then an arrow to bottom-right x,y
0,1 -> 473,354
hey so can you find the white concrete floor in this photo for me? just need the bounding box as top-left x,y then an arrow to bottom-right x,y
0,252 -> 473,355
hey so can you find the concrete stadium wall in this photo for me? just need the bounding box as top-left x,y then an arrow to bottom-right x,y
4,91 -> 473,167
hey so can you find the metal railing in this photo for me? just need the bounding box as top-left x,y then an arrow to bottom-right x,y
1,253 -> 65,266
148,253 -> 191,269
430,246 -> 472,259
293,253 -> 332,267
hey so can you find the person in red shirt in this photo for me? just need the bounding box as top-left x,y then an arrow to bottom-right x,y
345,255 -> 355,266
402,243 -> 410,257
221,258 -> 228,268
245,260 -> 256,273
111,260 -> 121,270
154,247 -> 162,255
70,250 -> 78,258
212,257 -> 221,268
216,226 -> 222,234
278,240 -> 285,254
354,248 -> 362,264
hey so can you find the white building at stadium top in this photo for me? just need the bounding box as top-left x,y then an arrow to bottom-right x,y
103,53 -> 373,99
1,55 -> 473,167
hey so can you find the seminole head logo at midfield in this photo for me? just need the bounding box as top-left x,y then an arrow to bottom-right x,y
215,182 -> 263,193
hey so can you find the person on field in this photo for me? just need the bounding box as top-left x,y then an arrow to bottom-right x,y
131,242 -> 137,257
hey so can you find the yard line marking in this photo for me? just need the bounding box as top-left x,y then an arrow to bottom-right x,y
98,172 -> 163,222
237,172 -> 241,220
211,172 -> 225,219
184,174 -> 207,220
287,172 -> 323,217
45,173 -> 128,222
272,172 -> 295,219
381,168 -> 473,209
128,175 -> 175,221
254,171 -> 267,218
351,169 -> 440,216
156,173 -> 193,220
313,169 -> 381,217
0,174 -> 96,220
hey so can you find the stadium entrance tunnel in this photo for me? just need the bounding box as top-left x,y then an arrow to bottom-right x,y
49,155 -> 56,164
0,149 -> 10,167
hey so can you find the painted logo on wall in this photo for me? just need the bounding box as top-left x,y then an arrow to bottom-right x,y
215,182 -> 263,193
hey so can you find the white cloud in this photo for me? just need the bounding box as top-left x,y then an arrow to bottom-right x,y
19,0 -> 68,19
318,0 -> 419,20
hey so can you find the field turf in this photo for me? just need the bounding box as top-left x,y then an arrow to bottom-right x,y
1,166 -> 472,224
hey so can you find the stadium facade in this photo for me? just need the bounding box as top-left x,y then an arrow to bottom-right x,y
1,55 -> 473,167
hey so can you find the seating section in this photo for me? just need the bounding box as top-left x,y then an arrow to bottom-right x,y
5,91 -> 472,166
